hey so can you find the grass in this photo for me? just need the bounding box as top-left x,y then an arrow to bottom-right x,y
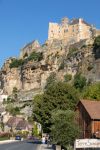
0,137 -> 10,141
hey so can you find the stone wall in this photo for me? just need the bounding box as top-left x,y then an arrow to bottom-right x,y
48,17 -> 94,43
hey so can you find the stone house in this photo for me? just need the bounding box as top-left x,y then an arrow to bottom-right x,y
5,116 -> 23,132
16,120 -> 32,131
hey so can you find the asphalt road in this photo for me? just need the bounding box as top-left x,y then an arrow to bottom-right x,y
0,141 -> 40,150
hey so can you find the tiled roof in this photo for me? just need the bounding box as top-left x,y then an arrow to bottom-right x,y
16,120 -> 30,130
70,19 -> 79,25
70,19 -> 91,26
79,100 -> 100,120
7,117 -> 23,127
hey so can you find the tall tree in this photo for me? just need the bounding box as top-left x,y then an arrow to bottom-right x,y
51,110 -> 80,149
83,82 -> 100,100
74,73 -> 86,91
33,82 -> 79,132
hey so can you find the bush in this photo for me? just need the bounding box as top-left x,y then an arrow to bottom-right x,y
87,65 -> 93,71
10,59 -> 24,68
74,73 -> 86,91
93,35 -> 100,49
64,74 -> 72,82
58,62 -> 64,70
28,52 -> 43,61
0,132 -> 11,138
67,47 -> 78,58
16,131 -> 29,138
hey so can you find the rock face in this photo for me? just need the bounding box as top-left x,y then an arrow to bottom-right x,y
0,38 -> 100,96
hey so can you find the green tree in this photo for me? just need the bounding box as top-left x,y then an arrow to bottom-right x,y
83,82 -> 100,100
33,82 -> 79,133
10,59 -> 24,68
74,73 -> 86,91
45,72 -> 56,89
93,35 -> 100,49
28,52 -> 43,61
64,74 -> 72,82
33,124 -> 38,136
5,104 -> 20,116
51,110 -> 80,149
12,87 -> 18,101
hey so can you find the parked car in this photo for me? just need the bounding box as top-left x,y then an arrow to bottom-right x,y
15,135 -> 21,140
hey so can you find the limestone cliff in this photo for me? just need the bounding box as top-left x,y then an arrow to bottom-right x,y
0,37 -> 100,98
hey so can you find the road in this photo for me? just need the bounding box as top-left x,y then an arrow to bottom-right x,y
0,141 -> 40,150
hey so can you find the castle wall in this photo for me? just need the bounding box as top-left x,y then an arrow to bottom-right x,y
48,18 -> 92,43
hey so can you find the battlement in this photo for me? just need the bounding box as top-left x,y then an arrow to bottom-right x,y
48,17 -> 97,44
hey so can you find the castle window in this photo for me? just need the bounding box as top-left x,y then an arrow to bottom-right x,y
64,29 -> 68,33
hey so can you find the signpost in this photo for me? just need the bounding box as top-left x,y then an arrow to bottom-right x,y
74,139 -> 100,149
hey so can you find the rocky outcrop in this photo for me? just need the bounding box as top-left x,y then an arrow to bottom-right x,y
0,38 -> 100,96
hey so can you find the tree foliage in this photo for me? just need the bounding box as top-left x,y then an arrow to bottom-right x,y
93,35 -> 100,49
5,104 -> 20,116
64,74 -> 72,82
51,110 -> 80,148
74,73 -> 86,91
33,82 -> 79,132
10,59 -> 24,68
45,72 -> 56,89
83,82 -> 100,100
28,52 -> 43,61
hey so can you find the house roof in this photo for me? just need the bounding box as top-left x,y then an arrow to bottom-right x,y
16,120 -> 32,130
6,117 -> 23,127
79,100 -> 100,120
70,19 -> 91,26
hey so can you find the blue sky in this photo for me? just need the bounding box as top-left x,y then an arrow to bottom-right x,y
0,0 -> 100,67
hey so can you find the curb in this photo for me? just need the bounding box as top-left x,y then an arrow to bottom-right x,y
0,140 -> 18,144
38,144 -> 53,150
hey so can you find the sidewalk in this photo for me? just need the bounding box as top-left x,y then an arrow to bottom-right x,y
0,140 -> 18,144
39,144 -> 53,150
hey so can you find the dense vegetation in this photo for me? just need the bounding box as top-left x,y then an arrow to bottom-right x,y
32,72 -> 100,148
6,36 -> 100,148
10,52 -> 43,68
93,35 -> 100,59
10,59 -> 24,68
28,52 -> 43,61
93,35 -> 100,49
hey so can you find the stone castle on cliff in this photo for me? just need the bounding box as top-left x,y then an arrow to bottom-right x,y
20,17 -> 100,58
48,17 -> 100,43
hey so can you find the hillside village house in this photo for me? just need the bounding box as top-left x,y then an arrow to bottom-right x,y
5,116 -> 32,133
76,100 -> 100,139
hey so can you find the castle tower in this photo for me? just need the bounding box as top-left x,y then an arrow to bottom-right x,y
61,17 -> 69,25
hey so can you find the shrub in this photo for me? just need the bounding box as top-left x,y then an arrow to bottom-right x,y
87,65 -> 93,71
28,52 -> 43,61
74,73 -> 86,90
67,47 -> 78,58
81,45 -> 87,48
93,35 -> 100,49
10,59 -> 24,68
64,74 -> 72,82
58,62 -> 64,70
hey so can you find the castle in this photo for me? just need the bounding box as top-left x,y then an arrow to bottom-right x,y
20,17 -> 100,59
48,17 -> 100,43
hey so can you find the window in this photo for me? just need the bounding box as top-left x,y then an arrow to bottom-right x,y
64,29 -> 68,33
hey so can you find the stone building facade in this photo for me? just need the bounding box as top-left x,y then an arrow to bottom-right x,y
48,17 -> 97,43
20,40 -> 40,59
